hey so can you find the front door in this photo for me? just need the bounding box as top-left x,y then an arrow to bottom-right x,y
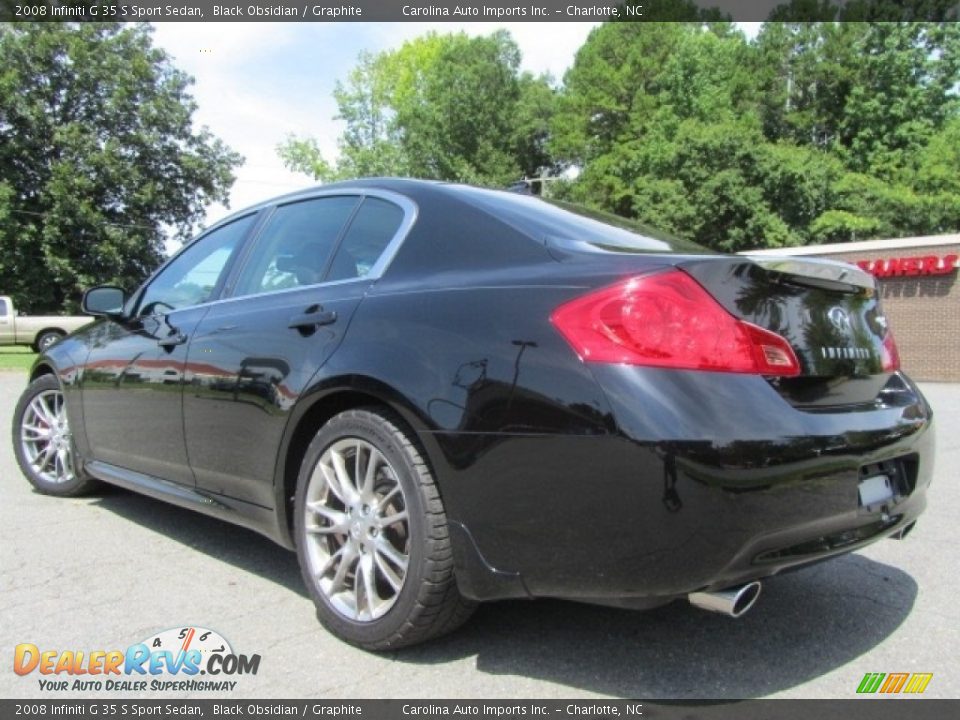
80,213 -> 256,485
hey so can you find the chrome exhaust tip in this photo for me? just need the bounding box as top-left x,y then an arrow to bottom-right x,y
890,521 -> 917,540
688,581 -> 762,618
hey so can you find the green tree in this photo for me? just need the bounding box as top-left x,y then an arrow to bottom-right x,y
279,31 -> 556,187
911,116 -> 960,197
0,23 -> 242,312
753,21 -> 960,241
550,22 -> 691,166
553,23 -> 806,251
755,22 -> 960,173
553,20 -> 960,251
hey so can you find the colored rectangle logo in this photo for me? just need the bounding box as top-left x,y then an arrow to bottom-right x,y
857,672 -> 933,694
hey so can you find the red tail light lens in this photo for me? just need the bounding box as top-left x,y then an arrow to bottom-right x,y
881,330 -> 901,372
550,269 -> 800,376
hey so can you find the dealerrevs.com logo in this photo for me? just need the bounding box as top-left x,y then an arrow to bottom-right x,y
14,626 -> 261,692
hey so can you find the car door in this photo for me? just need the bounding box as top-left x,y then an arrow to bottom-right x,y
182,192 -> 412,507
80,213 -> 257,485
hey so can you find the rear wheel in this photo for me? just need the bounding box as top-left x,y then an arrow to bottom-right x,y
294,408 -> 475,649
34,330 -> 64,352
12,375 -> 97,496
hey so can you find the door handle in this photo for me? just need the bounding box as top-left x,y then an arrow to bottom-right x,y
158,332 -> 188,349
288,305 -> 337,333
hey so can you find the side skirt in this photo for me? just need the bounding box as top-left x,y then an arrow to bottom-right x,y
85,460 -> 294,550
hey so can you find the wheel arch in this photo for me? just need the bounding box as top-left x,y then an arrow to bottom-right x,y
273,375 -> 443,548
29,362 -> 57,382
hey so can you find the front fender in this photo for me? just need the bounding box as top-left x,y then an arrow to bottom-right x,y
27,335 -> 92,461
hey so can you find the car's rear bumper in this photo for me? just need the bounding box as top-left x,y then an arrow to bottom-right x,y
437,369 -> 934,603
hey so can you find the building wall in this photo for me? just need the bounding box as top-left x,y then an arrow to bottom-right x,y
744,236 -> 960,382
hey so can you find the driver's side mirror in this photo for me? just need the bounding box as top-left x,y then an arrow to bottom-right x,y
82,286 -> 127,318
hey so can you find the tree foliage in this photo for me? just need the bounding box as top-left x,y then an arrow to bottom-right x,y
552,21 -> 960,251
281,21 -> 959,252
0,23 -> 242,312
278,31 -> 556,187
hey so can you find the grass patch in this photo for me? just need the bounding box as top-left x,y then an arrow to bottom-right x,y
0,346 -> 37,371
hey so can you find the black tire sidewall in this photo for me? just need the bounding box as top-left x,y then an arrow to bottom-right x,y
12,374 -> 90,496
294,410 -> 431,647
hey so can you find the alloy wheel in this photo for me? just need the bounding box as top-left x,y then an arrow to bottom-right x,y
302,438 -> 410,622
20,389 -> 75,485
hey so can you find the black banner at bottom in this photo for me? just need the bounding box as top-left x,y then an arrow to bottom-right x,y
1,699 -> 957,720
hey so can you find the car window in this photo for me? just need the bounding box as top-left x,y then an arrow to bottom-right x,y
138,215 -> 254,316
0,298 -> 7,315
232,196 -> 360,297
325,197 -> 405,282
457,186 -> 710,255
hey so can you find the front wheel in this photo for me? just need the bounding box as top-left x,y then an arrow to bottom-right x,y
294,408 -> 475,650
12,375 -> 97,496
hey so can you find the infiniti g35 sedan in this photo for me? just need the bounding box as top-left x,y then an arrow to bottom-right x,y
13,178 -> 933,649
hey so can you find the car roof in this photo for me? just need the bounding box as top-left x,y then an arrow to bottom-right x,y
202,177 -> 703,256
205,178 -> 503,232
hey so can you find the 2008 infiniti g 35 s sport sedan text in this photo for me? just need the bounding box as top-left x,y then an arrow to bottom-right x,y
12,179 -> 933,649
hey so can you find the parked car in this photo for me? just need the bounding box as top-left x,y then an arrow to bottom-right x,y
0,295 -> 90,352
12,179 -> 933,649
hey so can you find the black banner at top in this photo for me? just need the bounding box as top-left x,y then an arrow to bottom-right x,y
2,0 -> 959,23
0,700 -> 959,720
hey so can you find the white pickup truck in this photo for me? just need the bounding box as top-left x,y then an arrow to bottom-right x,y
0,295 -> 91,352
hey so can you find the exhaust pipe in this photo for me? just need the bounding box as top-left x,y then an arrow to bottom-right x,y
688,581 -> 762,618
890,521 -> 916,540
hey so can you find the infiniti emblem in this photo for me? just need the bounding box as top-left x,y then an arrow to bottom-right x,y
828,306 -> 851,332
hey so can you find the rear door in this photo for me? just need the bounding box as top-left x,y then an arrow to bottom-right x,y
182,192 -> 412,507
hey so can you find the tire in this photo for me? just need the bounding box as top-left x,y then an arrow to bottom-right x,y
294,408 -> 476,650
12,374 -> 97,496
35,330 -> 64,353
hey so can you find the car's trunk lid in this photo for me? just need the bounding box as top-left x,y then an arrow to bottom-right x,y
678,255 -> 887,378
548,239 -> 900,406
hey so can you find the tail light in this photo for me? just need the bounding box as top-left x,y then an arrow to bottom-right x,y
550,269 -> 800,376
881,330 -> 901,372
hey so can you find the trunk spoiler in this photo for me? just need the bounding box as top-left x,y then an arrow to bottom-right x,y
742,256 -> 876,293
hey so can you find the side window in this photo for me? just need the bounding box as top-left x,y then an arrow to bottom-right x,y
0,298 -> 7,316
232,196 -> 359,297
137,215 -> 254,316
326,197 -> 406,282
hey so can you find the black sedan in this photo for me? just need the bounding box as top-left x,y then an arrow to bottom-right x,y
12,179 -> 933,649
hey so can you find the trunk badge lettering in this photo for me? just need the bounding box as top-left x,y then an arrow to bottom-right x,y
820,346 -> 871,360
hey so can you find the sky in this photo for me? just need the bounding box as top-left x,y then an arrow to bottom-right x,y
149,22 -> 602,233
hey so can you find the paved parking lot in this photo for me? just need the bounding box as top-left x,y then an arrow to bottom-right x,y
1,371 -> 958,700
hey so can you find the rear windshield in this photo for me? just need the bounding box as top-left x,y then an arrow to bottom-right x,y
456,186 -> 710,255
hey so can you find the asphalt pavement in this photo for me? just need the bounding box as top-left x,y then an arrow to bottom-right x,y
1,371 -> 957,699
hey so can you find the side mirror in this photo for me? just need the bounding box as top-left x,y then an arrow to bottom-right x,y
82,286 -> 126,317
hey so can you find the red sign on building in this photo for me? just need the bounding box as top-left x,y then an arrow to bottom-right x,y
856,254 -> 958,278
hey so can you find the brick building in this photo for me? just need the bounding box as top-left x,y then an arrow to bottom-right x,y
745,235 -> 960,382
